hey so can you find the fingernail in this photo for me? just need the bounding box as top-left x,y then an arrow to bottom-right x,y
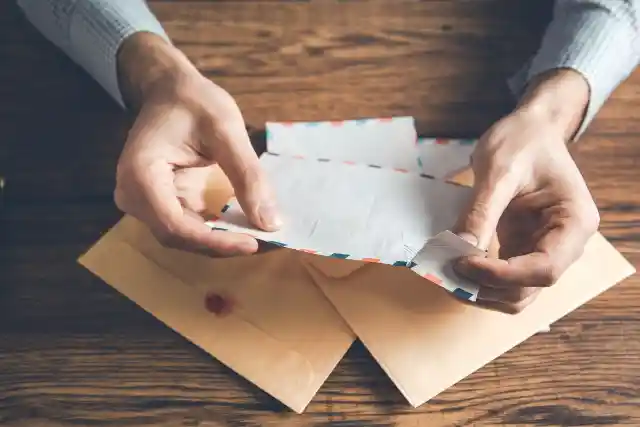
259,201 -> 283,230
456,232 -> 478,247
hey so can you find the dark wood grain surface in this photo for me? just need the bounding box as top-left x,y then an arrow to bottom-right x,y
1,1 -> 639,426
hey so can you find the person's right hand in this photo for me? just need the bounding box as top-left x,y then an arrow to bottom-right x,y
113,33 -> 282,257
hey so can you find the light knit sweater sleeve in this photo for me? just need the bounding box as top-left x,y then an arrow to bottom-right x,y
509,0 -> 640,138
17,0 -> 170,108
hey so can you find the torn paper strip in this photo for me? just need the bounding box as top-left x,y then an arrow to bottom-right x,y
409,230 -> 486,301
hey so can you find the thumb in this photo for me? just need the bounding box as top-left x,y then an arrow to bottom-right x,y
454,174 -> 517,250
212,121 -> 282,232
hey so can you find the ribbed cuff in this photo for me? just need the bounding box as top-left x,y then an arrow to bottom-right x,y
508,2 -> 640,139
69,0 -> 171,108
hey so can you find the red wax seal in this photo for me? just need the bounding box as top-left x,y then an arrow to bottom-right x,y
204,292 -> 233,317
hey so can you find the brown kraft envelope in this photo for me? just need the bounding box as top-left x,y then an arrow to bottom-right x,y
78,165 -> 356,413
302,169 -> 636,407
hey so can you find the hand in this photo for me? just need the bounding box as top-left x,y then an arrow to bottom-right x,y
113,33 -> 281,257
453,70 -> 600,314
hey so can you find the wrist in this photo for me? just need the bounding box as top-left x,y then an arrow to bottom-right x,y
117,32 -> 201,111
514,69 -> 590,141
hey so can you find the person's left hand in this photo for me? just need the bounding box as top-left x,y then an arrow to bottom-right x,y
451,70 -> 600,314
114,33 -> 281,257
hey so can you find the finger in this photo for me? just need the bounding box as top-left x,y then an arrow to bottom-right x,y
473,299 -> 518,314
536,211 -> 598,273
136,160 -> 259,256
156,210 -> 259,257
473,293 -> 538,315
456,253 -> 556,288
477,285 -> 540,304
456,221 -> 590,288
466,286 -> 541,314
453,292 -> 529,315
160,227 -> 258,257
256,239 -> 287,254
453,171 -> 518,250
207,117 -> 282,232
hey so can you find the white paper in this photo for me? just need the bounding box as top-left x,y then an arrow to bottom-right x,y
207,117 -> 488,301
417,138 -> 476,178
207,153 -> 472,266
266,117 -> 420,171
410,231 -> 486,301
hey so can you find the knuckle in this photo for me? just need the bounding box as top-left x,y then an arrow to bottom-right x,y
468,200 -> 490,218
572,199 -> 600,235
541,264 -> 561,286
173,82 -> 242,131
241,164 -> 263,186
464,202 -> 493,233
113,170 -> 129,210
115,161 -> 144,192
216,96 -> 242,120
584,206 -> 601,233
235,164 -> 265,196
201,94 -> 243,126
113,163 -> 149,215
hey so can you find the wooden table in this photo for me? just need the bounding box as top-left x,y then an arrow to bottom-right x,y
2,1 -> 639,426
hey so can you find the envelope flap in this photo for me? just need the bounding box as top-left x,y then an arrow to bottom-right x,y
78,220 -> 315,413
302,255 -> 367,278
117,217 -> 353,342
